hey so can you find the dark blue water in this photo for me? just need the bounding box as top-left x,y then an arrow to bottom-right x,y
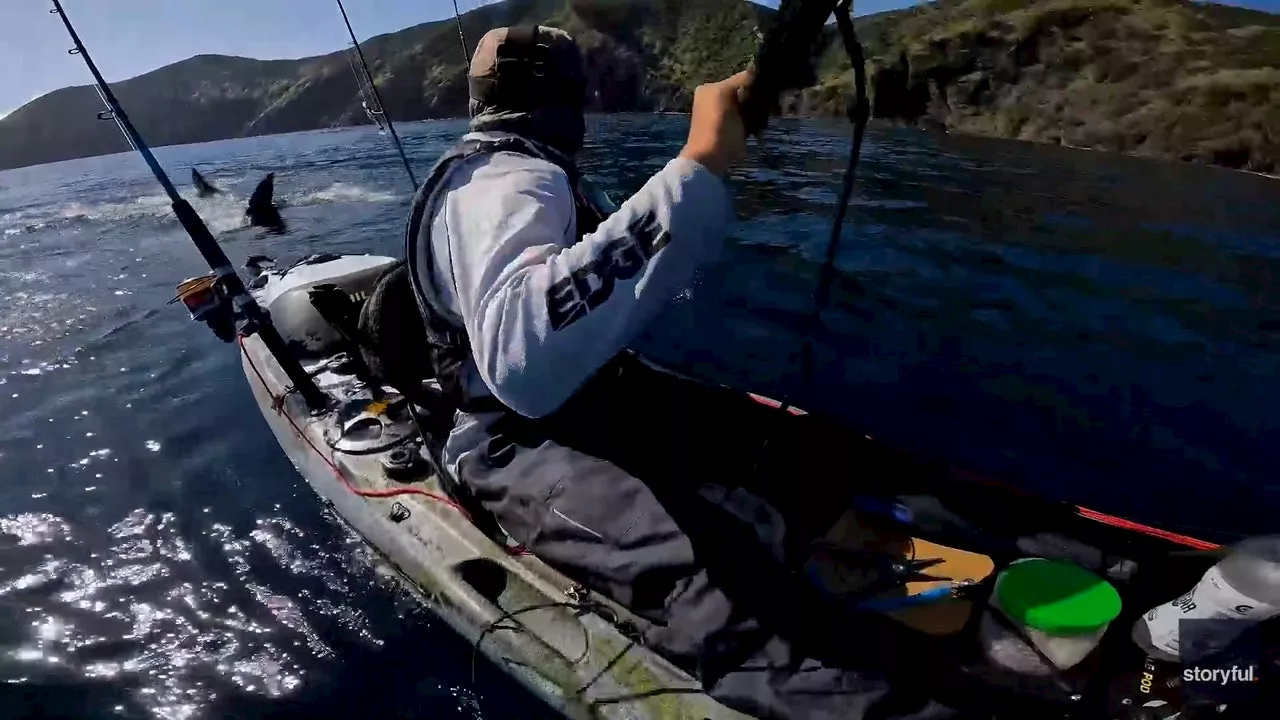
0,115 -> 1276,719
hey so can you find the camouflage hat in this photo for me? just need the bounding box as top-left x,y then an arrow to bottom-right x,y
468,26 -> 586,110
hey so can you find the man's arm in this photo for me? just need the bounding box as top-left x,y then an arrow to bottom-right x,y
443,152 -> 732,418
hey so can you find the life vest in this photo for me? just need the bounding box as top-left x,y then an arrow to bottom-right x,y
357,135 -> 612,417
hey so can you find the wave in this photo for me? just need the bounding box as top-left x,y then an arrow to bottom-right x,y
2,181 -> 400,238
295,182 -> 398,205
93,309 -> 162,344
0,288 -> 79,346
0,192 -> 249,236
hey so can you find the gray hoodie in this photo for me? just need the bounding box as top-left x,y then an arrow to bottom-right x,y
426,131 -> 734,471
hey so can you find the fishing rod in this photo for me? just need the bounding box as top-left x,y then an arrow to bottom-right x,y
743,0 -> 870,409
345,49 -> 385,129
334,0 -> 419,189
48,0 -> 327,410
93,85 -> 136,151
449,0 -> 471,63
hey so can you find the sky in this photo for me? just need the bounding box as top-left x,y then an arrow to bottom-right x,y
2,0 -> 1278,117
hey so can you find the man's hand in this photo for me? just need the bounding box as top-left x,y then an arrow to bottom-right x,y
679,70 -> 754,177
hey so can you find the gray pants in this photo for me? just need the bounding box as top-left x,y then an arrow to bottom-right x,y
457,360 -> 969,720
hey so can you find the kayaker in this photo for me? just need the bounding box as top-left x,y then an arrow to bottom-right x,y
384,25 -> 965,720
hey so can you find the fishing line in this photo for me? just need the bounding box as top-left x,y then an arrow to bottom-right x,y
739,0 -> 871,412
335,0 -> 419,189
738,0 -> 869,429
788,0 -> 870,409
48,0 -> 326,409
345,47 -> 379,127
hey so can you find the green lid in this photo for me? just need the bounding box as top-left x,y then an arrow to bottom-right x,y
995,559 -> 1122,636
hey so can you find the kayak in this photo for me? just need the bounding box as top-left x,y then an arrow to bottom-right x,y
41,0 -> 1261,714
240,252 -> 1257,720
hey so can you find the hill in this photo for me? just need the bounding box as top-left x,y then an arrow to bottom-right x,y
0,0 -> 776,171
0,0 -> 1276,174
848,0 -> 1280,174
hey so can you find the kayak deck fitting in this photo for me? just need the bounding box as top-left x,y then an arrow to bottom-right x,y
237,252 -> 1256,720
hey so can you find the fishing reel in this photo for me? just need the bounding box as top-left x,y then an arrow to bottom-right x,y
168,274 -> 241,343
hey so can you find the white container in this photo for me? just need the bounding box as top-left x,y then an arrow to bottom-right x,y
1134,535 -> 1280,662
979,558 -> 1122,676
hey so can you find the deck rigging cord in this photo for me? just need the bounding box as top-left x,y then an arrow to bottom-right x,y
334,0 -> 419,189
742,0 -> 871,411
238,336 -> 472,517
48,0 -> 327,410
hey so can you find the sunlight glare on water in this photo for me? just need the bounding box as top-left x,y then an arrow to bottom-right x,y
0,121 -> 544,720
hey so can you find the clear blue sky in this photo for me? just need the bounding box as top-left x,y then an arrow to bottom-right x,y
3,0 -> 1277,117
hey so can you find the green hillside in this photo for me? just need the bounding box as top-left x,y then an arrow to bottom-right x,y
855,0 -> 1280,173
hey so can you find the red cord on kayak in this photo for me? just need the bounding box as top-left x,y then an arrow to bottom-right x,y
1075,507 -> 1220,551
238,335 -> 472,521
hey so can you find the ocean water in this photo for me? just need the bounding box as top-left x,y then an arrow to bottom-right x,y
0,114 -> 1276,719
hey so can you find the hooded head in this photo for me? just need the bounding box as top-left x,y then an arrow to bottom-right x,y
468,26 -> 587,157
